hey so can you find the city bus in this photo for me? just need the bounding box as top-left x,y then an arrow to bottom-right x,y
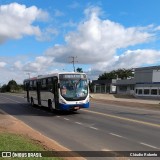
23,72 -> 89,111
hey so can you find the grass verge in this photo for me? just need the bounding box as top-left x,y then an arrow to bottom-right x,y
0,133 -> 61,160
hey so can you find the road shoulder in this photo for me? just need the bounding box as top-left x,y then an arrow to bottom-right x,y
0,109 -> 84,160
91,98 -> 160,110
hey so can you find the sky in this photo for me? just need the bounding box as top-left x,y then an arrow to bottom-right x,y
1,0 -> 160,85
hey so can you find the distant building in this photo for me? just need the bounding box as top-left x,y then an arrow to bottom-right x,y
92,79 -> 117,93
116,66 -> 160,99
116,78 -> 135,95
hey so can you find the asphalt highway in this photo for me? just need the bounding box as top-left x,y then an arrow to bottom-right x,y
0,93 -> 160,160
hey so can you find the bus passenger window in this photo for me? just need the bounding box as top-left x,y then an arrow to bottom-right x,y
48,78 -> 52,84
47,78 -> 53,92
23,83 -> 25,90
33,80 -> 37,90
29,81 -> 33,90
41,79 -> 47,90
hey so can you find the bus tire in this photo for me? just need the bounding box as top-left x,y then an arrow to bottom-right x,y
48,100 -> 54,112
31,98 -> 35,107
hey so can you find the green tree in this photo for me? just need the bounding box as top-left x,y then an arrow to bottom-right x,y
0,80 -> 23,93
76,67 -> 83,73
0,84 -> 8,92
7,80 -> 18,92
116,68 -> 134,79
98,70 -> 116,80
98,68 -> 134,80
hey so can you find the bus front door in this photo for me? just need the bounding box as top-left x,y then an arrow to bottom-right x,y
36,81 -> 41,105
53,77 -> 59,109
26,83 -> 30,102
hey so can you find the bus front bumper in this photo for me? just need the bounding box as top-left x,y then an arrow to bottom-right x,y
58,102 -> 89,111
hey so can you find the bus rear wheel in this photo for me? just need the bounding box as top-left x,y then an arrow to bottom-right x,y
48,100 -> 54,112
31,98 -> 35,107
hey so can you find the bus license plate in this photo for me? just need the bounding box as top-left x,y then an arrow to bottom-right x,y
74,106 -> 80,110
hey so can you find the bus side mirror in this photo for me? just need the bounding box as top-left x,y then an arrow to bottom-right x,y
58,83 -> 60,88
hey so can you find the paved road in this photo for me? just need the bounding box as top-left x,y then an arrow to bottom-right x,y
0,93 -> 160,160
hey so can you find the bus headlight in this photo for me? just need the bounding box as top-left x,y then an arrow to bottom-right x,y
86,97 -> 89,103
59,99 -> 66,104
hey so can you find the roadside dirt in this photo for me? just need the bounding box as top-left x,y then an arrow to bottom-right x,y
0,109 -> 129,160
0,109 -> 85,160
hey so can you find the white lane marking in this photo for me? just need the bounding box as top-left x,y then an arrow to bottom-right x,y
56,116 -> 60,118
82,109 -> 160,128
91,101 -> 160,114
75,122 -> 82,125
140,142 -> 158,149
0,96 -> 21,104
110,133 -> 123,138
89,126 -> 98,130
1,93 -> 25,99
64,118 -> 69,121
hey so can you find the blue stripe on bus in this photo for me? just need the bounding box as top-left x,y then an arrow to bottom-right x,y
59,102 -> 89,110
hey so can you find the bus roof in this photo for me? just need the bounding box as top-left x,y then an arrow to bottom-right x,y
24,72 -> 87,82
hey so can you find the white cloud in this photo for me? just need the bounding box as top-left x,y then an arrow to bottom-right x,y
0,56 -> 54,83
14,61 -> 23,70
87,49 -> 160,76
1,6 -> 160,83
115,49 -> 160,68
21,56 -> 54,72
0,3 -> 48,43
84,6 -> 103,18
154,26 -> 160,31
36,27 -> 59,41
45,6 -> 154,65
63,20 -> 77,28
0,60 -> 26,84
0,61 -> 6,68
54,9 -> 64,17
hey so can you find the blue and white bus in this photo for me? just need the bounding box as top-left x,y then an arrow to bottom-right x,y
24,72 -> 89,111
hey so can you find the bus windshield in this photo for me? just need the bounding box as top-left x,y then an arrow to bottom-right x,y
60,79 -> 88,100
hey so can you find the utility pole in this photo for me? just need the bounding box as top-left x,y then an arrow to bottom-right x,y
27,73 -> 30,79
69,56 -> 78,72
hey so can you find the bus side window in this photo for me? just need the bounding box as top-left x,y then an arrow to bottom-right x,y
47,78 -> 54,92
48,78 -> 52,84
29,81 -> 33,90
33,80 -> 37,90
24,82 -> 26,91
41,79 -> 47,90
36,80 -> 41,89
24,82 -> 29,91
